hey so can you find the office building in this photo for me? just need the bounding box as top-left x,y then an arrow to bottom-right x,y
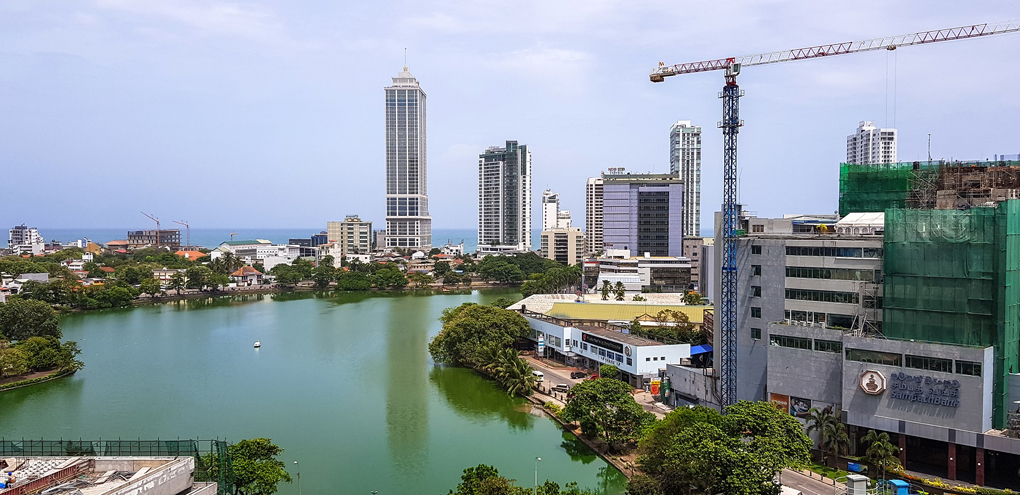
126,229 -> 181,249
602,171 -> 684,257
8,224 -> 44,256
384,66 -> 431,249
477,141 -> 532,253
591,253 -> 693,293
327,215 -> 373,258
846,121 -> 897,165
540,228 -> 585,266
585,177 -> 604,255
682,237 -> 704,292
541,190 -> 560,232
670,121 -> 702,237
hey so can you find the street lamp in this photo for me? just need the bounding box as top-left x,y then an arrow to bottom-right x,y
534,457 -> 541,493
293,461 -> 301,495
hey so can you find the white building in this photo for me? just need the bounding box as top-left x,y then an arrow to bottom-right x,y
478,140 -> 532,253
557,210 -> 571,228
847,120 -> 897,165
384,66 -> 432,249
216,240 -> 299,266
669,120 -> 702,237
585,177 -> 604,254
8,224 -> 44,256
541,190 -> 560,232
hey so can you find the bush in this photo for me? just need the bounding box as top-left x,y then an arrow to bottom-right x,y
544,401 -> 563,414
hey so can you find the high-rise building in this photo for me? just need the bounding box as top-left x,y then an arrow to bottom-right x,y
670,120 -> 702,237
477,141 -> 532,253
585,177 -> 604,254
541,190 -> 560,232
8,224 -> 44,255
847,121 -> 897,165
602,172 -> 684,257
127,229 -> 181,249
557,210 -> 572,228
384,66 -> 431,249
327,215 -> 373,258
540,228 -> 585,266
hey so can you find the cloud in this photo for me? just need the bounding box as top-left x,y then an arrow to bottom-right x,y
93,0 -> 316,49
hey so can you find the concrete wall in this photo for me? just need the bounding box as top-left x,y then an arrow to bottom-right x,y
103,457 -> 194,495
1009,373 -> 1020,405
767,323 -> 844,408
666,363 -> 722,409
736,237 -> 785,402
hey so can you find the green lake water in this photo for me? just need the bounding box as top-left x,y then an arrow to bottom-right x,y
0,290 -> 627,494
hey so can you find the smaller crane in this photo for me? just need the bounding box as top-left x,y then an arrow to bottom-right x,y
230,232 -> 240,241
173,220 -> 190,250
141,212 -> 161,247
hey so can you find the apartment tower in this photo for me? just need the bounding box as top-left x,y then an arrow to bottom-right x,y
585,177 -> 604,254
541,190 -> 560,232
384,66 -> 431,249
477,141 -> 532,252
847,121 -> 897,165
669,120 -> 702,237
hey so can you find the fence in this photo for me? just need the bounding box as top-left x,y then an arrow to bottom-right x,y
0,438 -> 234,495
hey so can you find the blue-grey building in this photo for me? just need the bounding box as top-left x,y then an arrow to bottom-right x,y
601,172 -> 683,257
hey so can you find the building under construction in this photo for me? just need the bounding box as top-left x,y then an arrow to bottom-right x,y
126,229 -> 181,250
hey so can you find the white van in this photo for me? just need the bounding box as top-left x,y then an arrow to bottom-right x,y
532,370 -> 544,382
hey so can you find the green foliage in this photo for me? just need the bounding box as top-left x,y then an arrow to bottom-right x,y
409,272 -> 435,288
229,438 -> 293,495
682,291 -> 704,305
208,273 -> 231,291
635,401 -> 812,495
312,264 -> 335,289
139,278 -> 162,297
480,343 -> 537,396
209,253 -> 245,275
448,464 -> 599,495
477,253 -> 559,285
561,378 -> 654,451
372,267 -> 408,288
861,429 -> 900,481
442,271 -> 463,285
632,295 -> 646,301
488,297 -> 520,309
520,265 -> 582,297
9,336 -> 83,373
116,265 -> 149,285
0,344 -> 29,378
429,303 -> 531,367
168,272 -> 186,295
186,266 -> 212,289
434,260 -> 452,276
631,310 -> 707,345
598,364 -> 619,380
0,298 -> 61,341
335,271 -> 372,291
614,281 -> 626,300
806,406 -> 849,467
600,280 -> 611,300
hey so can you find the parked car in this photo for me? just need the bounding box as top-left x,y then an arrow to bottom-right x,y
532,370 -> 544,382
586,374 -> 600,381
570,371 -> 587,379
552,384 -> 570,393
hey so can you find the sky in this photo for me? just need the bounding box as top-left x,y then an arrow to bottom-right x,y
1,1 -> 1018,231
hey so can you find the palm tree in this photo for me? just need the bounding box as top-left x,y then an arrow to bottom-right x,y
614,281 -> 626,301
495,353 -> 536,397
600,280 -> 612,300
861,430 -> 900,482
806,407 -> 849,467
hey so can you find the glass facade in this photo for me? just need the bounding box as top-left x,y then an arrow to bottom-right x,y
384,68 -> 431,248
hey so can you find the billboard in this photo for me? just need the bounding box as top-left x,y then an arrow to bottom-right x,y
790,396 -> 812,418
769,393 -> 790,413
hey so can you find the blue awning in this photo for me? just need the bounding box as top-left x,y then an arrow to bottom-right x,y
690,344 -> 713,355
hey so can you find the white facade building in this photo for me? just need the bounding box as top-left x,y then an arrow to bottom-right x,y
8,224 -> 44,256
557,210 -> 572,228
585,177 -> 604,254
384,66 -> 432,249
669,120 -> 702,237
477,141 -> 532,253
541,190 -> 560,232
847,121 -> 897,165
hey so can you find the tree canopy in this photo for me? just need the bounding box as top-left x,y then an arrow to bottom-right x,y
448,464 -> 599,495
561,378 -> 654,451
428,303 -> 530,368
0,298 -> 61,341
229,438 -> 293,495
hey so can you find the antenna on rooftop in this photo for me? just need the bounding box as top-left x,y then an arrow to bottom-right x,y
404,48 -> 408,71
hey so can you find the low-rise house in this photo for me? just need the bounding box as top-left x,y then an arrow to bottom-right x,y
98,266 -> 116,277
62,259 -> 86,271
153,268 -> 187,285
229,266 -> 264,286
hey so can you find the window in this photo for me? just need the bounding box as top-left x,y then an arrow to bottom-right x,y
653,357 -> 658,361
751,307 -> 761,318
785,288 -> 860,304
955,360 -> 982,376
751,245 -> 762,255
785,246 -> 883,258
785,266 -> 876,282
751,286 -> 762,297
646,357 -> 651,362
752,225 -> 764,233
769,335 -> 812,350
661,356 -> 666,361
751,328 -> 762,340
626,358 -> 632,366
814,339 -> 843,353
846,348 -> 902,366
582,343 -> 588,351
751,265 -> 762,276
906,355 -> 952,373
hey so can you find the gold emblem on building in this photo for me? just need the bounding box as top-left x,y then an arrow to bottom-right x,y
860,370 -> 887,395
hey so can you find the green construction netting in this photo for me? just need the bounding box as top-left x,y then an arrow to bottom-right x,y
883,202 -> 1020,428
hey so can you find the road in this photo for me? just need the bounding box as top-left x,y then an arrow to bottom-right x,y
524,355 -> 669,418
780,469 -> 844,495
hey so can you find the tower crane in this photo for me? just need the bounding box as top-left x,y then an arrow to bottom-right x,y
141,212 -> 161,247
173,220 -> 190,250
651,20 -> 1020,408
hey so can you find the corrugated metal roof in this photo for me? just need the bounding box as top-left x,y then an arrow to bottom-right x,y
545,302 -> 711,323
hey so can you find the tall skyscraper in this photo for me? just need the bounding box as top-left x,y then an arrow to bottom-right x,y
384,66 -> 431,249
541,190 -> 559,232
847,121 -> 897,165
585,177 -> 604,254
670,120 -> 702,237
477,141 -> 532,253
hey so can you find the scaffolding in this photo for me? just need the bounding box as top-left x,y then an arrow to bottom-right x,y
882,203 -> 1020,429
0,438 -> 234,495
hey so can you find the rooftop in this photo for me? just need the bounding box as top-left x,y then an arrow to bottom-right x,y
0,456 -> 212,495
509,294 -> 710,323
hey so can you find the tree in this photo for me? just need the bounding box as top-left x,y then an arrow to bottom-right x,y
0,299 -> 61,341
372,267 -> 407,288
442,272 -> 463,285
208,273 -> 231,291
335,271 -> 372,291
409,272 -> 435,288
614,281 -> 626,301
0,345 -> 29,378
482,345 -> 537,397
434,261 -> 451,277
561,378 -> 655,451
600,280 -> 611,301
168,272 -> 186,295
806,406 -> 849,468
185,266 -> 212,290
488,297 -> 519,309
429,247 -> 441,257
683,291 -> 704,305
312,264 -> 335,289
139,278 -> 162,298
448,464 -> 598,495
117,265 -> 148,285
599,364 -> 619,380
428,303 -> 531,368
319,255 -> 335,268
229,438 -> 293,495
861,430 -> 900,481
636,401 -> 812,495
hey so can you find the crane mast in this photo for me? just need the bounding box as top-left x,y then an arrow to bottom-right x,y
173,220 -> 190,250
651,20 -> 1020,409
141,212 -> 161,247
